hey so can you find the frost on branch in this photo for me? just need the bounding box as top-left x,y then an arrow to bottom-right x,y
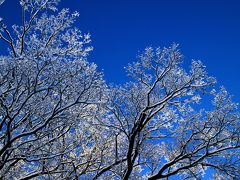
0,0 -> 107,179
0,1 -> 239,179
97,45 -> 239,179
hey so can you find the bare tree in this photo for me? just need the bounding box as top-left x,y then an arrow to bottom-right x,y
95,45 -> 240,179
0,0 -> 107,179
0,1 -> 239,179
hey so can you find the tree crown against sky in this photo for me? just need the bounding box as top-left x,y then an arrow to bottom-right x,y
0,0 -> 239,179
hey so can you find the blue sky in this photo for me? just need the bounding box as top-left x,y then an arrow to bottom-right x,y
0,0 -> 240,100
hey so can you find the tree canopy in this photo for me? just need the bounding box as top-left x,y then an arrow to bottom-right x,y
0,0 -> 239,179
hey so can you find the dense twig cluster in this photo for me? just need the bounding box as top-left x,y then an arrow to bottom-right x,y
0,1 -> 239,179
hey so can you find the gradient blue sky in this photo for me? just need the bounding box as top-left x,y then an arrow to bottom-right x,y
0,0 -> 240,100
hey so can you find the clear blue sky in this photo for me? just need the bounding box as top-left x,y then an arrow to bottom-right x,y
0,0 -> 240,100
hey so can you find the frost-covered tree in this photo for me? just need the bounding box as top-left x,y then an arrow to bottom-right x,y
1,1 -> 239,180
0,0 -> 108,179
95,45 -> 240,179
